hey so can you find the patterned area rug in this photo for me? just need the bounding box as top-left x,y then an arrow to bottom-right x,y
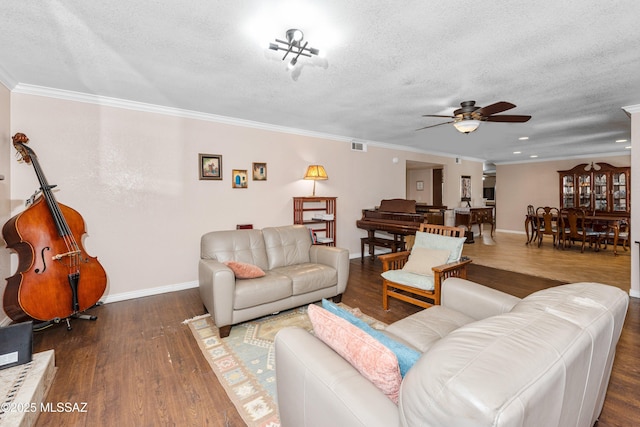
184,304 -> 385,427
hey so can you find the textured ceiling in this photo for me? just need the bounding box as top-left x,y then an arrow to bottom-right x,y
1,1 -> 638,165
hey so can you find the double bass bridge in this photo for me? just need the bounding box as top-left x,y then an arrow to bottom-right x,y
52,250 -> 82,261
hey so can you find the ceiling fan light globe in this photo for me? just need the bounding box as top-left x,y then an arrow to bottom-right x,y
453,120 -> 481,134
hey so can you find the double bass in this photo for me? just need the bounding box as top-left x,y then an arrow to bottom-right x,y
2,133 -> 107,325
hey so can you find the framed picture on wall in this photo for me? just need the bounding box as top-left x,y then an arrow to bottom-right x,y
252,162 -> 267,181
199,154 -> 222,180
232,169 -> 248,188
416,181 -> 424,191
460,175 -> 471,201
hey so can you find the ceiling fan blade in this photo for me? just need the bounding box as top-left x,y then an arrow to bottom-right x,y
485,114 -> 532,123
421,114 -> 455,118
475,101 -> 516,117
415,121 -> 454,131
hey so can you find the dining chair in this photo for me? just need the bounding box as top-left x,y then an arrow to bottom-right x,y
378,223 -> 471,310
536,206 -> 561,248
601,220 -> 629,253
525,204 -> 538,244
560,208 -> 601,252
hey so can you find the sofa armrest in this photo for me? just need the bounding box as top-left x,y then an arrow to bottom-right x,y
198,259 -> 236,327
441,277 -> 521,320
275,327 -> 400,427
309,245 -> 350,294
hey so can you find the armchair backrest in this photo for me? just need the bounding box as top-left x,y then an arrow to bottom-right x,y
419,223 -> 466,237
414,224 -> 467,264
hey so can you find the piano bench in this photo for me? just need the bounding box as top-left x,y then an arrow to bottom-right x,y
361,237 -> 406,262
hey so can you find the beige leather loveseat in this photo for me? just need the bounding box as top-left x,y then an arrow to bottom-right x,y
275,278 -> 628,427
199,225 -> 349,337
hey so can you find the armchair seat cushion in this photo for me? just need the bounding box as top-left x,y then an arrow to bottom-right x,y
381,269 -> 434,291
233,272 -> 292,309
274,263 -> 338,295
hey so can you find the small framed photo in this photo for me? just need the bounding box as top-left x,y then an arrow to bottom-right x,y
460,175 -> 471,201
199,154 -> 222,180
232,169 -> 248,188
252,162 -> 267,181
416,181 -> 424,191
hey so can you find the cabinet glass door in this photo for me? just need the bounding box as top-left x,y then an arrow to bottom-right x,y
612,172 -> 627,212
562,175 -> 575,208
578,173 -> 591,209
593,172 -> 608,211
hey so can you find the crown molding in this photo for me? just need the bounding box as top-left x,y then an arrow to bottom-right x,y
622,104 -> 640,117
11,83 -> 468,162
0,65 -> 17,90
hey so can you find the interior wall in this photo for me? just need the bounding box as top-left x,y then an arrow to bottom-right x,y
630,109 -> 639,298
7,92 -> 481,302
406,168 -> 433,204
496,155 -> 631,233
0,83 -> 10,323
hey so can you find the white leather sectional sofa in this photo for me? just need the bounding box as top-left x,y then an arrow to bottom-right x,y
275,277 -> 628,427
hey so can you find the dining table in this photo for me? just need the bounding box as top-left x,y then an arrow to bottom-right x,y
525,211 -> 627,255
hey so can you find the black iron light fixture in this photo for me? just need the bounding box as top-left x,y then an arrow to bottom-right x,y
269,29 -> 321,69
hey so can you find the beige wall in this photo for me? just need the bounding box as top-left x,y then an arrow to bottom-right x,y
630,109 -> 639,298
496,155 -> 631,233
406,168 -> 433,204
4,92 -> 482,308
0,83 -> 10,323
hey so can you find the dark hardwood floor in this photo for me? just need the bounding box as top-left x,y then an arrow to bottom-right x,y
32,259 -> 639,426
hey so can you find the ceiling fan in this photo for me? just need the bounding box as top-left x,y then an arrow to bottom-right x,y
418,101 -> 531,134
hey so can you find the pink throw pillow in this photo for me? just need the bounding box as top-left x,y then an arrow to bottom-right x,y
307,304 -> 402,403
223,261 -> 266,279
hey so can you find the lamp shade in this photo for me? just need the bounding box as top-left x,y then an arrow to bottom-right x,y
304,165 -> 328,196
304,165 -> 328,180
453,119 -> 481,134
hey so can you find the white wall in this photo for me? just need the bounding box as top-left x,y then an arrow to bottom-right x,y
3,91 -> 481,312
406,168 -> 433,204
629,106 -> 640,298
0,83 -> 10,325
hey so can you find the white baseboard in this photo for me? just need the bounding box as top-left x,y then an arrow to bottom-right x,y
630,289 -> 640,299
0,281 -> 199,326
495,229 -> 526,235
101,280 -> 199,304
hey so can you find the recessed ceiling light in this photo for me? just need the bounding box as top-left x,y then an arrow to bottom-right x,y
513,151 -> 521,154
625,146 -> 631,149
530,155 -> 538,158
518,137 -> 529,141
616,139 -> 628,143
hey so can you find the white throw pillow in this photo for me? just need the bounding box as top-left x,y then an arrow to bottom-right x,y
402,248 -> 451,276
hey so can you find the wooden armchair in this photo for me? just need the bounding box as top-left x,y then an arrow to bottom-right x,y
379,223 -> 472,310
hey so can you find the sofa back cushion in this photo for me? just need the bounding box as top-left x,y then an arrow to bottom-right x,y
400,282 -> 628,427
200,229 -> 269,271
263,225 -> 311,270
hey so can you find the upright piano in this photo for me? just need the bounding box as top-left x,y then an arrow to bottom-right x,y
356,199 -> 424,261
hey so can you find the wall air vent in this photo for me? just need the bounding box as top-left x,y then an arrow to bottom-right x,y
351,141 -> 367,152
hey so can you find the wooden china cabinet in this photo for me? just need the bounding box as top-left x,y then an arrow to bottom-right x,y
558,163 -> 630,216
